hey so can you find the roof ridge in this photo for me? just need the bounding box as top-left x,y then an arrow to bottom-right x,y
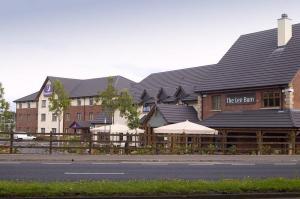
48,76 -> 82,81
139,64 -> 214,83
239,22 -> 300,38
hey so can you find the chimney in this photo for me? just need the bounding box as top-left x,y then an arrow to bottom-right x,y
277,13 -> 292,47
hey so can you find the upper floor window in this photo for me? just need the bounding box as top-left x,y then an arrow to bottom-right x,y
89,112 -> 94,121
212,95 -> 221,110
19,103 -> 22,109
27,102 -> 30,108
41,100 -> 46,108
65,113 -> 70,121
77,99 -> 81,106
77,112 -> 82,121
41,114 -> 46,121
143,105 -> 151,113
89,98 -> 94,106
263,91 -> 280,107
52,114 -> 57,122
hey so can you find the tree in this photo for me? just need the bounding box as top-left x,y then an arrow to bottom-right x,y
96,77 -> 119,124
97,78 -> 141,144
48,80 -> 71,135
0,83 -> 10,132
118,90 -> 140,130
118,90 -> 141,146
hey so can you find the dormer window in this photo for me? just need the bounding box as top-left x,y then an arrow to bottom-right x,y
143,105 -> 151,113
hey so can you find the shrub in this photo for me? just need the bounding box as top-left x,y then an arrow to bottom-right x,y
227,145 -> 237,155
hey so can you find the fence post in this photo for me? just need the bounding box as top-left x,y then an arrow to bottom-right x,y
222,130 -> 227,154
9,131 -> 13,154
49,131 -> 53,154
289,130 -> 296,155
88,131 -> 92,155
257,131 -> 262,155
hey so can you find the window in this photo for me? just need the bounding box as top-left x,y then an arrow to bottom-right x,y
89,112 -> 94,121
212,95 -> 221,110
77,99 -> 81,106
143,105 -> 151,113
89,98 -> 94,106
51,128 -> 56,134
41,100 -> 46,108
263,91 -> 281,107
41,128 -> 45,133
19,103 -> 22,109
52,114 -> 57,122
27,102 -> 31,108
65,128 -> 69,133
41,114 -> 46,121
65,113 -> 70,121
77,112 -> 82,121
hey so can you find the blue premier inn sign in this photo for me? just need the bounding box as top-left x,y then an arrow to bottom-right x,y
226,93 -> 256,105
43,84 -> 53,96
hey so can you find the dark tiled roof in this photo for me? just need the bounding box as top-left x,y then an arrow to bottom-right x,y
130,65 -> 213,103
156,104 -> 199,124
16,76 -> 135,102
14,92 -> 39,102
139,114 -> 148,124
200,109 -> 300,128
70,121 -> 91,129
196,23 -> 300,92
181,93 -> 198,102
50,76 -> 135,98
91,112 -> 112,124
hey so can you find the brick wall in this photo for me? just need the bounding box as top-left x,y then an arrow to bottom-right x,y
202,88 -> 282,119
63,105 -> 102,133
15,108 -> 38,133
291,70 -> 300,109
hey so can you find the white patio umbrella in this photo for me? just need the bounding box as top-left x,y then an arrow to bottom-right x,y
90,124 -> 144,134
154,120 -> 217,134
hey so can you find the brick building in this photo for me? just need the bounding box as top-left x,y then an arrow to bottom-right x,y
14,76 -> 134,134
14,14 -> 300,153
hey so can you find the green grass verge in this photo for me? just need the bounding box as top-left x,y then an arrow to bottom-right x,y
0,178 -> 299,197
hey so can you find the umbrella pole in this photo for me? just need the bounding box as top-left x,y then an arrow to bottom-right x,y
185,134 -> 188,154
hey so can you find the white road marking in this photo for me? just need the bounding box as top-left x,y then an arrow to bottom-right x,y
64,172 -> 125,175
42,163 -> 72,165
189,162 -> 216,166
0,161 -> 21,164
140,162 -> 169,166
274,163 -> 297,166
92,162 -> 120,165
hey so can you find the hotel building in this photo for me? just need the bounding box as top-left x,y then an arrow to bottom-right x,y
15,14 -> 300,152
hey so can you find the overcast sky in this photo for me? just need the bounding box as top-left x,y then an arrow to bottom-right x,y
1,0 -> 300,110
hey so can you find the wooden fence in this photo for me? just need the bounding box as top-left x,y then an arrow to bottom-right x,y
0,131 -> 299,155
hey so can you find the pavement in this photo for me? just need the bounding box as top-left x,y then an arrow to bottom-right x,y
0,154 -> 300,163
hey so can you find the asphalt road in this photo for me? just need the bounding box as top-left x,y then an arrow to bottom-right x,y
0,161 -> 300,181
